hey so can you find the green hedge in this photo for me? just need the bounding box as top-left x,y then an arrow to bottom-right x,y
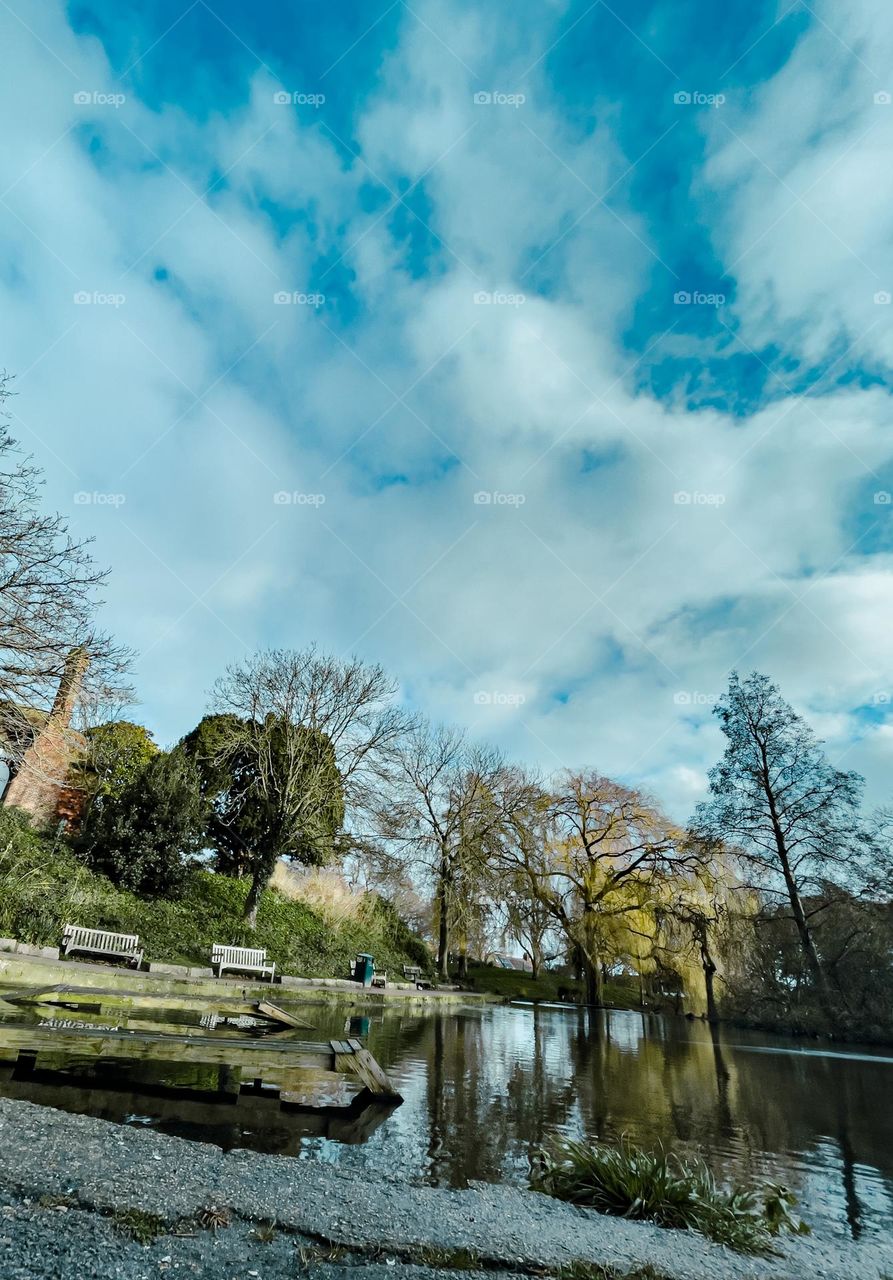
0,808 -> 431,978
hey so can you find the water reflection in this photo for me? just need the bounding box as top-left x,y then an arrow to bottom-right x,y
343,1004 -> 893,1246
1,998 -> 891,1248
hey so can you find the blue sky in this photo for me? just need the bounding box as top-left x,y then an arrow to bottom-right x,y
2,0 -> 893,817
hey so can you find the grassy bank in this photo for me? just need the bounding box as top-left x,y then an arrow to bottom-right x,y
0,809 -> 430,979
461,960 -> 642,1008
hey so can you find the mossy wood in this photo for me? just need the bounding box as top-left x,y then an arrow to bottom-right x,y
0,1022 -> 402,1100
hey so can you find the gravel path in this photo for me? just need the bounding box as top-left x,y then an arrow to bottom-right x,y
0,1098 -> 890,1280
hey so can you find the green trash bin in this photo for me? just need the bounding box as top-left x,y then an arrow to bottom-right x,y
353,952 -> 374,987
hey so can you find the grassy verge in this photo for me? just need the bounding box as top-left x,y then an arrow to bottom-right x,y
461,960 -> 640,1008
533,1137 -> 809,1256
0,809 -> 430,980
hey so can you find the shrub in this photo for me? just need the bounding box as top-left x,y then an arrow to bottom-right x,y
75,751 -> 206,898
532,1137 -> 809,1255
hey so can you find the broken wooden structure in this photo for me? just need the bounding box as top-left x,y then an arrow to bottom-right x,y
0,984 -> 404,1110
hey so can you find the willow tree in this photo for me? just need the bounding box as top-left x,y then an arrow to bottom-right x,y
500,770 -> 683,1005
693,671 -> 868,1024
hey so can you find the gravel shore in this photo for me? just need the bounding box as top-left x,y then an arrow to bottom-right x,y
0,1097 -> 890,1280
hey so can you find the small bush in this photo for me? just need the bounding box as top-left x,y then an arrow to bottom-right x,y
533,1138 -> 809,1255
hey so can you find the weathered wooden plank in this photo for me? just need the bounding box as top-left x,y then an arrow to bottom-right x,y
0,1024 -> 335,1073
0,986 -> 65,1004
350,1047 -> 402,1100
255,1000 -> 314,1030
22,987 -> 276,1020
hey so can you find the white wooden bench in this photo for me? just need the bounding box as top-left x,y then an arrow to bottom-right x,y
371,969 -> 387,989
211,944 -> 276,982
402,965 -> 422,981
61,924 -> 144,969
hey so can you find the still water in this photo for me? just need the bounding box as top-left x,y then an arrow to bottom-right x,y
2,1000 -> 891,1247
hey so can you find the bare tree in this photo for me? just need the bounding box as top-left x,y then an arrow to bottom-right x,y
378,721 -> 535,978
0,378 -> 132,763
209,647 -> 408,924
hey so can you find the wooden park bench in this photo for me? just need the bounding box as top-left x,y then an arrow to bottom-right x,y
402,963 -> 432,989
211,944 -> 276,982
61,924 -> 144,969
370,970 -> 387,989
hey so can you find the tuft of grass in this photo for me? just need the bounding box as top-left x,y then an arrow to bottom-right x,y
109,1207 -> 169,1244
557,1265 -> 668,1280
533,1138 -> 809,1256
409,1246 -> 482,1269
251,1222 -> 277,1243
197,1204 -> 231,1232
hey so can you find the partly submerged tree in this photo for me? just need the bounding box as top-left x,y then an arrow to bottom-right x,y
75,750 -> 207,898
693,671 -> 869,1024
198,648 -> 405,926
0,378 -> 132,761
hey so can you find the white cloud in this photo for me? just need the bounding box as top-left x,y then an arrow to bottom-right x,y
2,0 -> 893,819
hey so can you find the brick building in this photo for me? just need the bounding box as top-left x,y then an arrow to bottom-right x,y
1,648 -> 88,829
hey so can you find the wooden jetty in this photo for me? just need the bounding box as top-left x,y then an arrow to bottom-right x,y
0,1021 -> 402,1103
2,984 -> 316,1029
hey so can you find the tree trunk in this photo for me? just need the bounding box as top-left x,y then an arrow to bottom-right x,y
457,950 -> 468,980
244,868 -> 265,927
693,920 -> 719,1023
584,957 -> 604,1006
761,750 -> 837,1024
703,957 -> 718,1023
436,848 -> 450,979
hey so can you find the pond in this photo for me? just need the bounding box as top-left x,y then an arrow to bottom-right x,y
1,997 -> 891,1253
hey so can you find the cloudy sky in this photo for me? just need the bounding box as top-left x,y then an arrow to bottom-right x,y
2,0 -> 893,818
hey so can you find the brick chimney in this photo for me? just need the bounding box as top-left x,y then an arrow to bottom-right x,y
2,646 -> 90,826
49,645 -> 89,727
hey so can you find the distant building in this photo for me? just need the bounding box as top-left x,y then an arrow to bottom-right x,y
1,647 -> 88,829
485,951 -> 533,972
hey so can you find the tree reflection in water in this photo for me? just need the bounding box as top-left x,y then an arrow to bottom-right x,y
353,1004 -> 893,1245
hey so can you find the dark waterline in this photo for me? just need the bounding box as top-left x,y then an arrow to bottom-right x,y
2,1002 -> 891,1247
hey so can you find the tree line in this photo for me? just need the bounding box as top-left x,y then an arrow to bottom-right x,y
2,383 -> 891,1037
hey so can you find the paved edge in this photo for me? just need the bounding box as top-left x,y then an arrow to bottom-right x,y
0,1098 -> 890,1280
